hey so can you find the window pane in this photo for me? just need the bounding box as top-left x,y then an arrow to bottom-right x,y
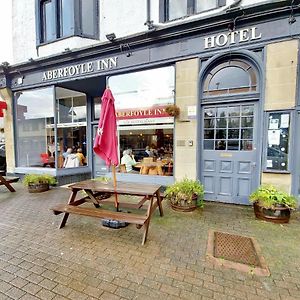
15,88 -> 55,168
56,87 -> 87,169
241,129 -> 253,139
228,106 -> 240,117
119,128 -> 173,176
209,66 -> 250,92
60,0 -> 74,36
215,140 -> 226,150
168,0 -> 187,20
204,130 -> 214,139
228,117 -> 240,128
241,105 -> 254,116
204,118 -> 215,128
241,117 -> 253,127
228,140 -> 239,151
81,0 -> 95,36
241,140 -> 253,151
196,0 -> 216,12
204,140 -> 214,150
204,107 -> 216,118
42,0 -> 55,42
57,126 -> 87,168
216,118 -> 227,128
107,67 -> 175,176
228,129 -> 239,139
216,129 -> 226,139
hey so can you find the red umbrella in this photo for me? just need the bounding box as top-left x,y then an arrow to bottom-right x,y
93,88 -> 119,210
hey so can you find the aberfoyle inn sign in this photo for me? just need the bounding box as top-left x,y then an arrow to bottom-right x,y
42,56 -> 118,81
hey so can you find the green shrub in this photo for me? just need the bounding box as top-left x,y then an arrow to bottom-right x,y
22,174 -> 57,186
249,185 -> 297,209
165,178 -> 204,207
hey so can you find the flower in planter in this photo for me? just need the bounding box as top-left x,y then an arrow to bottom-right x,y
23,174 -> 56,193
165,104 -> 180,117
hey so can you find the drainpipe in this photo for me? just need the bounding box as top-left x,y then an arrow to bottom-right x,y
153,0 -> 242,28
144,0 -> 155,30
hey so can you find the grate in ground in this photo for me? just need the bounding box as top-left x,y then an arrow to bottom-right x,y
206,230 -> 270,276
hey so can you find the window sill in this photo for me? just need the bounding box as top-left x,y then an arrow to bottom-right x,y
37,34 -> 99,48
262,170 -> 291,174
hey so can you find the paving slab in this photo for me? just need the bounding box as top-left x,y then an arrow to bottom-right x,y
0,183 -> 299,299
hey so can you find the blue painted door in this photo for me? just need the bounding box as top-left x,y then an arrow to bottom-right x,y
201,103 -> 259,204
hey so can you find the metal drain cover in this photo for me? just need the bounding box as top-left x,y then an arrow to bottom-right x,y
206,230 -> 270,276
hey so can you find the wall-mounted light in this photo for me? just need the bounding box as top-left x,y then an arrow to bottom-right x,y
120,43 -> 132,57
106,33 -> 116,42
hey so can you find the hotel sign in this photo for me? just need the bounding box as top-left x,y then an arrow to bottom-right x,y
204,27 -> 262,49
42,56 -> 118,81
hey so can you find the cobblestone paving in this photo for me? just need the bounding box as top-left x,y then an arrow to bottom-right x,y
0,183 -> 300,300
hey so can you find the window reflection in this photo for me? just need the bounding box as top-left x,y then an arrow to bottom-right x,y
15,88 -> 55,168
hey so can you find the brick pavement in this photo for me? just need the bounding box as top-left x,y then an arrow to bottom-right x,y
0,183 -> 299,300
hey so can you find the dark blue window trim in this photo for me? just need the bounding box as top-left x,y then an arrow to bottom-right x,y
36,0 -> 99,46
159,0 -> 226,23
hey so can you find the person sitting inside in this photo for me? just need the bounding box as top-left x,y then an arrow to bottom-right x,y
62,148 -> 72,159
121,149 -> 137,173
63,149 -> 80,168
76,148 -> 86,166
144,146 -> 153,157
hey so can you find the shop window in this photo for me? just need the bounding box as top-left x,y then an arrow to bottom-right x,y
15,87 -> 55,168
94,66 -> 175,176
56,87 -> 87,169
203,59 -> 258,97
15,87 -> 87,169
264,111 -> 291,172
37,0 -> 98,44
160,0 -> 226,22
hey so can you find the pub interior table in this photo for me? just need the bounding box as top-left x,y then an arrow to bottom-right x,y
0,170 -> 19,192
51,179 -> 164,245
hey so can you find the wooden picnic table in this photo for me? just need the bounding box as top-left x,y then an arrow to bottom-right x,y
0,170 -> 20,192
51,179 -> 164,245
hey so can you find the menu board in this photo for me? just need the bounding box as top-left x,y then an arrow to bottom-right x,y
266,112 -> 290,171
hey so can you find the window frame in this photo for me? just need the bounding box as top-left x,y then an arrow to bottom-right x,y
36,0 -> 99,45
159,0 -> 226,23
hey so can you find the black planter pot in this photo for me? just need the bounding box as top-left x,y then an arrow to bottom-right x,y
253,202 -> 291,223
28,183 -> 49,193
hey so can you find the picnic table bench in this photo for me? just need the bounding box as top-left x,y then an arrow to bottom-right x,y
51,180 -> 164,245
0,170 -> 20,192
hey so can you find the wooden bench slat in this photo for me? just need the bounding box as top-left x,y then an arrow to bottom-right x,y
3,176 -> 20,183
52,204 -> 147,225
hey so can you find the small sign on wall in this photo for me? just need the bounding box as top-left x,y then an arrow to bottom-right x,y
187,105 -> 197,119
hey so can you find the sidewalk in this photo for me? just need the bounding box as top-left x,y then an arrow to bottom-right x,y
0,183 -> 299,300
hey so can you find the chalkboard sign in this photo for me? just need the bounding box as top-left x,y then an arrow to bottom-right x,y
266,112 -> 290,171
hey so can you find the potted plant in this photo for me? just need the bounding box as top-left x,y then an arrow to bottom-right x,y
23,174 -> 56,193
165,178 -> 204,212
165,104 -> 180,117
249,185 -> 297,223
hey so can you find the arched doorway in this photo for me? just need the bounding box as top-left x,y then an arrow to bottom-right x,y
199,55 -> 262,204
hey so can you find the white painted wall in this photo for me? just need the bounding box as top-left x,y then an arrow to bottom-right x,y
12,0 -> 284,64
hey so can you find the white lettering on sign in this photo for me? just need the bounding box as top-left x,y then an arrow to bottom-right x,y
204,27 -> 262,49
42,57 -> 118,81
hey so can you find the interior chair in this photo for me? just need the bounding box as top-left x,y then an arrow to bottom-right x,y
119,164 -> 127,173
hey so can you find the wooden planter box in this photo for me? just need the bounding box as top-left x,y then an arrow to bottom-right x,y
253,202 -> 291,223
28,183 -> 49,193
170,195 -> 198,212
